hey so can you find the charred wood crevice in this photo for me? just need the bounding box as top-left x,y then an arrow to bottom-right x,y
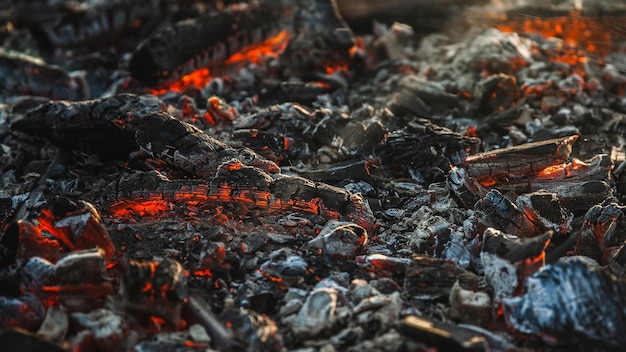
24,0 -> 166,52
129,0 -> 285,87
280,0 -> 355,72
0,49 -> 87,101
375,119 -> 480,179
11,94 -> 163,158
98,166 -> 377,233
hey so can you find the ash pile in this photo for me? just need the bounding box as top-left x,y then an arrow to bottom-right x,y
1,0 -> 626,351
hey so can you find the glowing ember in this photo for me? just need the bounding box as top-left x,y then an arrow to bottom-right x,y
225,30 -> 291,66
496,14 -> 616,55
150,30 -> 291,95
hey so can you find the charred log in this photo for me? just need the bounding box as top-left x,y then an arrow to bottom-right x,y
129,0 -> 284,87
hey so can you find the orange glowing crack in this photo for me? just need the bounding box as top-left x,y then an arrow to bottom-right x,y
496,15 -> 614,55
150,30 -> 291,95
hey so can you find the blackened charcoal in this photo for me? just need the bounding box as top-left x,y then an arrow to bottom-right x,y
281,0 -> 356,72
474,190 -> 541,238
404,256 -> 480,301
11,94 -> 164,158
135,113 -> 280,177
221,309 -> 281,351
233,129 -> 293,163
121,258 -> 187,324
0,293 -> 45,330
401,315 -> 487,352
375,119 -> 480,177
0,49 -> 87,100
0,329 -> 66,352
293,160 -> 373,183
130,1 -> 283,86
28,0 -> 164,52
503,257 -> 626,349
516,191 -> 572,235
303,220 -> 368,260
387,88 -> 430,118
483,229 -> 552,264
293,286 -> 338,338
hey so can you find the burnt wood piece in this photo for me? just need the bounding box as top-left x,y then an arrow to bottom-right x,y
135,112 -> 280,177
11,94 -> 279,176
374,119 -> 480,176
474,190 -> 542,238
401,315 -> 487,352
99,167 -> 377,233
11,94 -> 164,158
465,135 -> 578,181
129,0 -> 284,87
404,256 -> 480,301
24,0 -> 165,52
280,0 -> 355,72
0,49 -> 87,100
335,0 -> 491,34
503,257 -> 626,349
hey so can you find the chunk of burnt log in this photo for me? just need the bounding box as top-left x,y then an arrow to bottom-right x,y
515,191 -> 572,235
303,220 -> 368,260
375,119 -> 480,178
11,94 -> 164,158
481,228 -> 552,299
281,0 -> 356,72
7,198 -> 115,264
121,258 -> 187,325
0,49 -> 87,100
465,135 -> 578,182
401,315 -> 487,352
135,112 -> 280,177
503,256 -> 626,349
12,94 -> 279,176
404,256 -> 480,301
130,0 -> 283,87
27,0 -> 164,52
99,167 -> 377,232
473,190 -> 541,238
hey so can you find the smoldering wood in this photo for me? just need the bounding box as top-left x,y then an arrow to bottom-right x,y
465,135 -> 578,180
98,169 -> 377,232
134,112 -> 280,177
0,49 -> 87,100
11,94 -> 279,177
129,0 -> 284,86
183,294 -> 236,351
474,189 -> 542,238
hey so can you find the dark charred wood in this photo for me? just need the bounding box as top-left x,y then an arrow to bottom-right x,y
11,94 -> 279,176
465,135 -> 578,181
474,190 -> 541,238
404,256 -> 480,301
183,294 -> 236,351
503,257 -> 626,349
281,0 -> 356,72
335,0 -> 491,34
401,315 -> 487,352
11,94 -> 163,158
483,230 -> 552,264
130,0 -> 284,87
0,49 -> 87,100
25,0 -> 165,52
98,168 -> 377,232
375,119 -> 480,178
135,112 -> 280,177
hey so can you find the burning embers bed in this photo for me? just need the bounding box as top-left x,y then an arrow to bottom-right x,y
2,0 -> 626,350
